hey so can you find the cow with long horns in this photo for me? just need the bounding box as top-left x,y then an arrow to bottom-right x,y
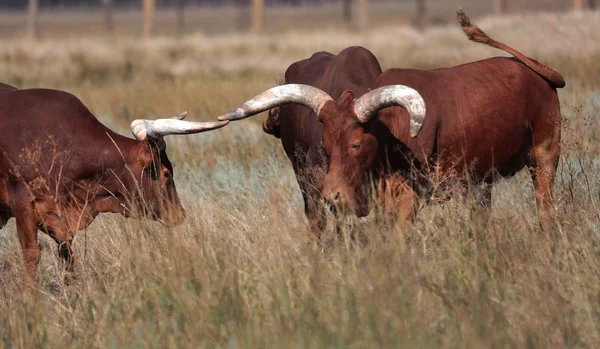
219,10 -> 564,236
0,85 -> 228,281
245,47 -> 384,235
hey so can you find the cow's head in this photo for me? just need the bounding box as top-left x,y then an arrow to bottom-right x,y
218,84 -> 425,216
129,112 -> 228,225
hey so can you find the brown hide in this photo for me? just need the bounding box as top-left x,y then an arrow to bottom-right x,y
375,57 -> 560,178
0,83 -> 17,95
264,46 -> 383,235
319,12 -> 564,235
0,87 -> 186,281
322,57 -> 562,233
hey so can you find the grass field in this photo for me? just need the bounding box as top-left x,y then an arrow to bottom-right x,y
1,4 -> 600,348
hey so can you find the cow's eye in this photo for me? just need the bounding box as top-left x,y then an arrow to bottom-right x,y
351,143 -> 361,151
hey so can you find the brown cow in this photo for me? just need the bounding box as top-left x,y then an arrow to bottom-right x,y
218,10 -> 564,236
0,85 -> 228,281
261,47 -> 383,235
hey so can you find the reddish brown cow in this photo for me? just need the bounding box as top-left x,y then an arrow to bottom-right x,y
218,10 -> 564,236
0,85 -> 228,281
260,47 -> 383,234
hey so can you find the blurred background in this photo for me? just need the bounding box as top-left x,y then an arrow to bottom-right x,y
0,0 -> 597,92
2,2 -> 600,348
0,0 -> 597,39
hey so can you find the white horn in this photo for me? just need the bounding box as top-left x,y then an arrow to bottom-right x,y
354,85 -> 426,137
217,84 -> 333,122
131,112 -> 229,141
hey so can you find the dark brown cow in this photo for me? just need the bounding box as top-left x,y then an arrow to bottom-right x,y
0,85 -> 228,281
218,10 -> 564,236
261,46 -> 383,234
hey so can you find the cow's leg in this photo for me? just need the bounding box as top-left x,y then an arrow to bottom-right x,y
57,239 -> 78,284
529,147 -> 560,236
298,173 -> 327,240
14,202 -> 40,283
527,116 -> 561,236
293,143 -> 328,240
374,174 -> 419,245
380,174 -> 418,226
470,182 -> 493,237
527,120 -> 560,237
396,186 -> 418,226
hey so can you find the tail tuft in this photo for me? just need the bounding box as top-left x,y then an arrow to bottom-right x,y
457,8 -> 471,27
457,8 -> 492,45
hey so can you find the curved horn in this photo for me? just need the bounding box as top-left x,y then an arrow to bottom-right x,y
131,111 -> 229,141
217,84 -> 333,121
354,85 -> 426,137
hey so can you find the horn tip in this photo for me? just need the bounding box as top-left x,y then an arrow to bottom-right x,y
409,119 -> 423,138
130,119 -> 149,141
217,108 -> 245,121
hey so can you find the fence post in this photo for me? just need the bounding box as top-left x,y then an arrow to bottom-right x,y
493,0 -> 508,14
356,0 -> 368,32
143,0 -> 155,39
251,0 -> 265,34
102,0 -> 114,33
27,0 -> 38,39
176,0 -> 185,33
588,0 -> 596,9
416,0 -> 426,29
343,0 -> 352,22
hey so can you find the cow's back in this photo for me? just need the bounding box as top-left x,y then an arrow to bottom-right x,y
374,57 -> 560,179
0,89 -> 133,185
0,83 -> 17,95
280,46 -> 383,164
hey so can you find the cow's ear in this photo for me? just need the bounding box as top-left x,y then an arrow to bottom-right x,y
145,140 -> 166,180
148,138 -> 166,152
337,90 -> 355,105
137,141 -> 161,177
263,108 -> 281,137
140,151 -> 161,180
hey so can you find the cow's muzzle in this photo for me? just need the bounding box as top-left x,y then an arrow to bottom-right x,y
324,187 -> 370,218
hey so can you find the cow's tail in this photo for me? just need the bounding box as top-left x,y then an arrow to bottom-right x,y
457,9 -> 565,89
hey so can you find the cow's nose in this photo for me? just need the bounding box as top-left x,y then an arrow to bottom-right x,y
327,191 -> 341,204
324,188 -> 341,204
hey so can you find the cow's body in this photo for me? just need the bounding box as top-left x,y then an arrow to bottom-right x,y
0,86 -> 189,281
264,46 -> 383,233
323,56 -> 561,228
318,12 -> 564,233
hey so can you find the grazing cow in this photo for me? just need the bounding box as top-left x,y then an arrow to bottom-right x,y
256,46 -> 382,235
0,84 -> 228,281
218,10 -> 565,236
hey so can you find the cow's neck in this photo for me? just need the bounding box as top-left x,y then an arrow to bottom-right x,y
30,137 -> 146,239
66,138 -> 146,217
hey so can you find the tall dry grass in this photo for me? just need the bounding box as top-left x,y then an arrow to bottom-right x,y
1,10 -> 600,348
